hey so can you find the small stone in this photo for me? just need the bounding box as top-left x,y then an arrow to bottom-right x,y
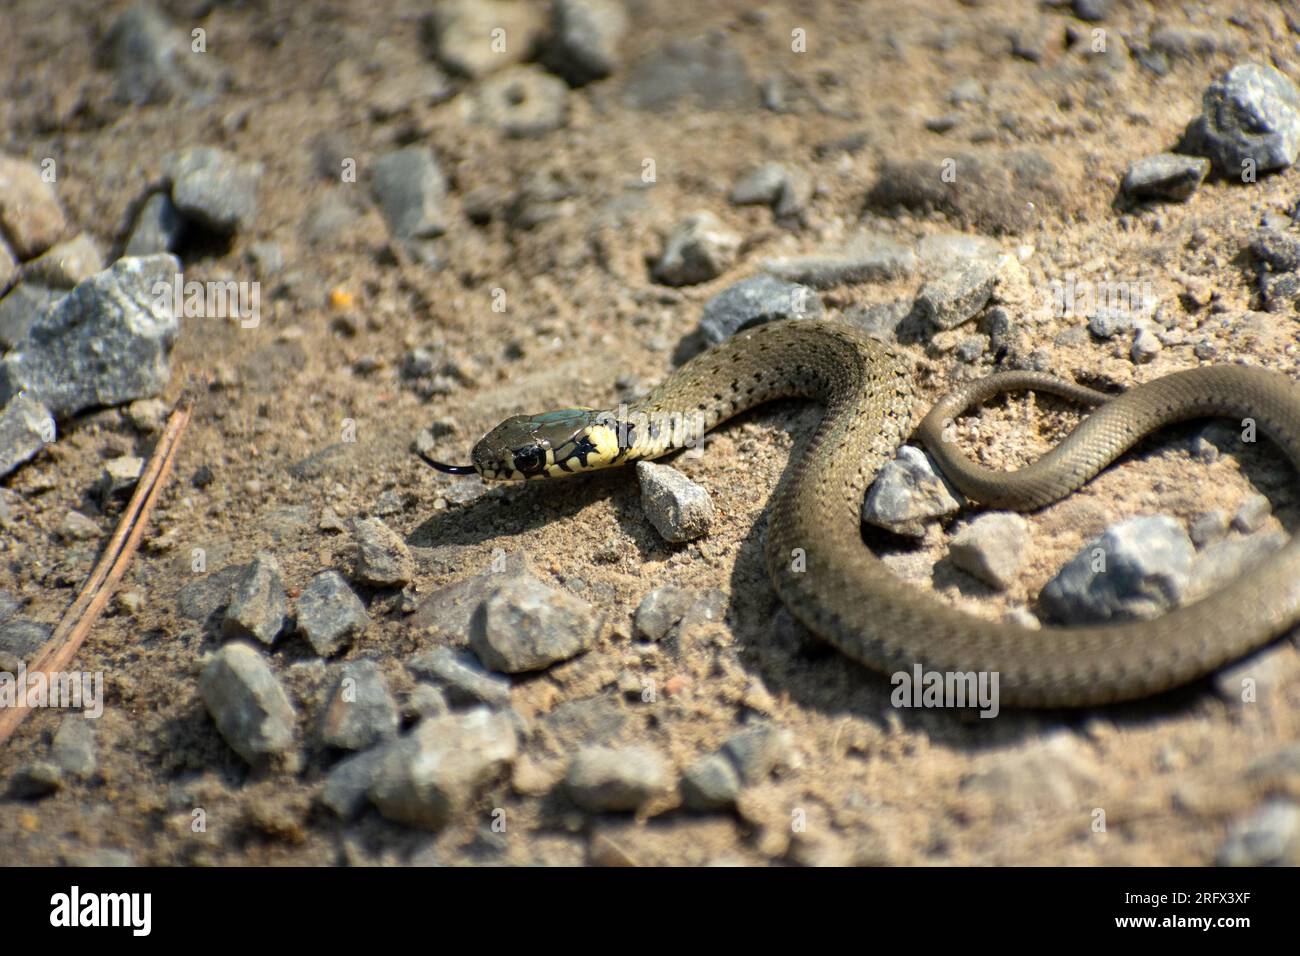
1073,0 -> 1108,23
698,274 -> 823,346
948,513 -> 1029,590
620,34 -> 754,113
1249,228 -> 1300,272
222,553 -> 287,646
0,154 -> 67,259
1130,325 -> 1162,364
1121,153 -> 1210,202
730,162 -> 811,219
1087,306 -> 1136,339
913,259 -> 997,329
1188,531 -> 1286,602
124,192 -> 185,255
1191,63 -> 1300,176
763,233 -> 917,289
350,516 -> 414,587
469,576 -> 598,673
0,283 -> 61,351
1232,493 -> 1271,533
320,747 -> 386,819
1039,515 -> 1193,623
406,683 -> 450,720
368,707 -> 518,829
19,233 -> 103,289
469,66 -> 568,138
102,1 -> 215,104
543,0 -> 628,86
371,146 -> 449,241
842,300 -> 913,343
295,570 -> 369,657
409,646 -> 512,708
59,510 -> 100,541
51,714 -> 96,779
198,642 -> 298,768
96,456 -> 143,502
1189,510 -> 1229,548
0,255 -> 180,419
320,660 -> 399,751
10,761 -> 63,798
862,445 -> 962,537
1217,801 -> 1300,866
0,392 -> 55,478
1258,271 -> 1300,313
425,0 -> 545,79
955,334 -> 988,363
126,397 -> 168,433
633,586 -> 697,641
680,753 -> 741,810
721,723 -> 791,785
637,460 -> 715,542
566,745 -> 671,812
165,147 -> 261,235
0,617 -> 42,672
409,551 -> 532,640
652,211 -> 741,286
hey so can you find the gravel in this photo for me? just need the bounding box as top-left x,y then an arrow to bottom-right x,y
637,460 -> 716,542
1120,153 -> 1210,201
1190,63 -> 1300,176
0,392 -> 55,478
913,258 -> 997,329
102,1 -> 215,105
471,67 -> 569,138
350,517 -> 414,587
469,575 -> 599,673
295,570 -> 369,657
0,283 -> 61,351
125,192 -> 186,255
566,745 -> 671,812
165,147 -> 261,235
543,0 -> 628,86
51,714 -> 97,779
425,0 -> 545,79
408,645 -> 512,709
651,210 -> 741,286
221,553 -> 287,646
368,707 -> 518,829
620,34 -> 754,113
319,659 -> 399,751
948,513 -> 1029,591
698,274 -> 824,345
198,642 -> 298,769
862,445 -> 962,537
0,255 -> 180,419
0,153 -> 67,259
1039,515 -> 1194,624
370,146 -> 449,241
19,233 -> 102,288
1217,800 -> 1300,866
763,233 -> 917,289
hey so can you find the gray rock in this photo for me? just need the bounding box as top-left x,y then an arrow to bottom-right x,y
566,745 -> 671,812
1121,153 -> 1210,202
544,0 -> 628,85
409,551 -> 531,640
320,746 -> 386,819
1130,326 -> 1161,364
371,146 -> 449,241
949,513 -> 1029,590
51,714 -> 96,779
98,455 -> 144,501
125,192 -> 186,255
842,300 -> 913,342
0,255 -> 179,419
637,460 -> 715,542
1192,63 -> 1300,176
406,683 -> 450,721
425,0 -> 545,79
408,645 -> 512,708
10,761 -> 63,798
102,1 -> 215,105
730,162 -> 811,219
471,66 -> 569,138
956,334 -> 988,363
698,274 -> 823,346
320,660 -> 399,751
350,517 -> 414,587
0,154 -> 67,258
1087,306 -> 1136,340
763,234 -> 917,289
20,234 -> 103,288
633,586 -> 698,641
1233,492 -> 1272,533
1073,0 -> 1108,23
1218,801 -> 1300,866
1039,515 -> 1193,623
59,510 -> 100,541
621,34 -> 754,113
198,642 -> 298,768
913,259 -> 997,329
470,576 -> 598,673
1149,27 -> 1237,63
915,232 -> 1000,270
1249,228 -> 1300,272
722,723 -> 792,785
177,563 -> 249,628
862,445 -> 962,537
0,619 -> 50,673
368,707 -> 518,829
1188,530 -> 1286,602
652,211 -> 740,286
221,553 -> 286,646
680,753 -> 741,810
1189,510 -> 1229,548
0,392 -> 55,478
295,570 -> 369,656
0,284 -> 61,351
1258,271 -> 1300,313
165,147 -> 260,235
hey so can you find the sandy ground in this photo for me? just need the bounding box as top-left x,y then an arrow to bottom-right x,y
2,0 -> 1299,866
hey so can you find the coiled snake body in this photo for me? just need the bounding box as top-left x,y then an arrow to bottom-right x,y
426,319 -> 1300,707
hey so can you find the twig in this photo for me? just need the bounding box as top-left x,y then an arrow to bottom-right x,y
0,401 -> 192,747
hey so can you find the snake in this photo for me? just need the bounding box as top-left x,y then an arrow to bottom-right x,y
423,318 -> 1300,707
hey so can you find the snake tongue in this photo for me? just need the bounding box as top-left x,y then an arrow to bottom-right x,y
417,451 -> 476,475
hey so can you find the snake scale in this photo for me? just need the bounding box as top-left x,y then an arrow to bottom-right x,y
426,318 -> 1300,707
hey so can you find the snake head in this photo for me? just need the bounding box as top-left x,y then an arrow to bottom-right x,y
470,408 -> 625,480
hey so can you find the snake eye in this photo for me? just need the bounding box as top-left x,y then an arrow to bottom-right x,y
512,445 -> 545,474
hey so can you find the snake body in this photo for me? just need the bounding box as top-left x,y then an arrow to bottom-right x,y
433,319 -> 1300,707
